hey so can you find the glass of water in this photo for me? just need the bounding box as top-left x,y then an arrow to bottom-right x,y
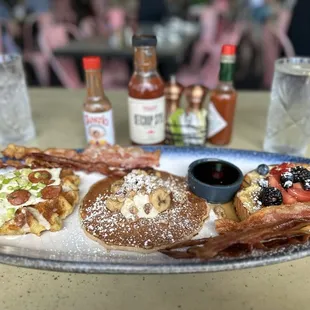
263,57 -> 310,157
0,54 -> 36,146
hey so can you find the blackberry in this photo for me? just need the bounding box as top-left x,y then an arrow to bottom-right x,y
259,187 -> 283,206
302,179 -> 310,191
280,172 -> 294,189
291,166 -> 310,183
257,164 -> 269,176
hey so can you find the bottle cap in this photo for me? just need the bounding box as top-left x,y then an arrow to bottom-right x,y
170,75 -> 177,84
132,35 -> 157,47
185,84 -> 208,109
165,77 -> 184,102
83,56 -> 101,70
221,45 -> 236,56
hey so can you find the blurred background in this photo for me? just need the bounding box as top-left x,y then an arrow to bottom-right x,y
0,0 -> 307,91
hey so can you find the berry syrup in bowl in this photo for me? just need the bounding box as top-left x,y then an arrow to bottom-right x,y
187,158 -> 243,204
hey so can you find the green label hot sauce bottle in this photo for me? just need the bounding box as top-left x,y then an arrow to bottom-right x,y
208,44 -> 237,145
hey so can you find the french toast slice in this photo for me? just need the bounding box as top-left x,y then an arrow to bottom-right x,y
235,163 -> 310,221
0,168 -> 80,236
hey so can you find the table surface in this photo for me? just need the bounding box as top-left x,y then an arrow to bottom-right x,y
1,89 -> 310,310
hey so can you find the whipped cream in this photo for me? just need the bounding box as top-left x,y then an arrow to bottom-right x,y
121,194 -> 159,220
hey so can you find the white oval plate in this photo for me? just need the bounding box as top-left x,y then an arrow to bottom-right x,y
1,146 -> 310,274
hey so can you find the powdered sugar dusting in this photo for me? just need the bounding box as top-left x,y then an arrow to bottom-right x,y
113,170 -> 187,204
250,190 -> 262,211
257,178 -> 268,188
81,170 -> 209,250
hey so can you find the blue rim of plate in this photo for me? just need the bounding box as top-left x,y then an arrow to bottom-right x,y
1,145 -> 310,274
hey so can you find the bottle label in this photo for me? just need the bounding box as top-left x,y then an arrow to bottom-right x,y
207,102 -> 227,138
83,110 -> 115,145
128,96 -> 165,144
166,108 -> 208,146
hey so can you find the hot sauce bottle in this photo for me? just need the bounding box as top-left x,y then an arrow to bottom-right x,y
185,85 -> 208,113
165,75 -> 184,117
208,44 -> 237,145
82,56 -> 115,146
128,35 -> 165,145
183,85 -> 208,145
164,76 -> 184,145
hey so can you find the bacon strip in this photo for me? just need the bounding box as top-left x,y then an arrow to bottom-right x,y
25,153 -> 128,176
80,144 -> 161,169
2,144 -> 161,171
161,219 -> 310,260
161,203 -> 310,260
216,203 -> 310,233
0,159 -> 29,169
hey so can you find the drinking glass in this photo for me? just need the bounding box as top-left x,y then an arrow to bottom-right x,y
0,54 -> 36,145
263,57 -> 310,157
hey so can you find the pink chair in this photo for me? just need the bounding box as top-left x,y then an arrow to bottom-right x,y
79,4 -> 129,89
106,7 -> 126,31
53,0 -> 77,24
177,0 -> 244,89
89,0 -> 109,35
79,16 -> 97,38
0,22 -> 3,54
78,1 -> 112,38
0,19 -> 19,54
177,0 -> 226,86
262,7 -> 295,88
199,21 -> 245,89
105,7 -> 129,88
187,1 -> 227,71
78,15 -> 109,38
23,13 -> 51,86
90,0 -> 108,16
102,59 -> 129,89
37,19 -> 83,88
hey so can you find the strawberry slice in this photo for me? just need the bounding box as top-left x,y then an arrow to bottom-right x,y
268,163 -> 310,203
268,175 -> 297,204
287,188 -> 310,202
293,183 -> 303,190
270,163 -> 295,181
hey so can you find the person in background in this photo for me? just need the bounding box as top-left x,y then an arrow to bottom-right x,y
0,0 -> 51,53
136,0 -> 170,81
188,0 -> 231,72
166,0 -> 189,19
261,0 -> 296,87
288,0 -> 310,57
232,0 -> 296,88
137,0 -> 169,24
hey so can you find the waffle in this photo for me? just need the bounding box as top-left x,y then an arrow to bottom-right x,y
0,168 -> 80,236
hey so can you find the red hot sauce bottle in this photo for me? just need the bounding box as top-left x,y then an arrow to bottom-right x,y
82,56 -> 115,146
208,44 -> 237,145
128,35 -> 165,145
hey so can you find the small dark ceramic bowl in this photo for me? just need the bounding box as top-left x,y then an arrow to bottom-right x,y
187,158 -> 244,204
